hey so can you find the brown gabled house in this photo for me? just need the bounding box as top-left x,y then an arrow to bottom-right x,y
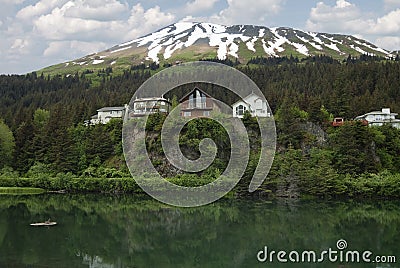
179,87 -> 220,118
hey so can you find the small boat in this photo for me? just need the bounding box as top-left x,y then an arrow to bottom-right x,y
30,220 -> 57,227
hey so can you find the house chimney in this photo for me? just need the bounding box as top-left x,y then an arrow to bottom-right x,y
382,108 -> 391,114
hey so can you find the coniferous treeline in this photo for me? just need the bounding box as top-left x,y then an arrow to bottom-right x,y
1,56 -> 400,130
240,58 -> 400,118
0,69 -> 151,129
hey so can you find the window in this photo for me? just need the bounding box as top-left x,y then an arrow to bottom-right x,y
183,111 -> 192,117
254,99 -> 263,109
203,111 -> 210,116
236,105 -> 247,116
201,92 -> 206,108
189,94 -> 194,108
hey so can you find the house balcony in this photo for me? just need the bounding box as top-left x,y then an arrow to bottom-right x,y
181,103 -> 213,110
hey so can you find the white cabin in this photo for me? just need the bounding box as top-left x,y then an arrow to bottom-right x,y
131,97 -> 170,117
87,105 -> 128,125
232,93 -> 270,118
355,108 -> 400,128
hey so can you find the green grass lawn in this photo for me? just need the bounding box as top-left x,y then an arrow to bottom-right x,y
0,187 -> 45,195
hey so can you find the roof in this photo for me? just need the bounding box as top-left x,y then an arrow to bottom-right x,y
179,87 -> 213,102
97,106 -> 126,112
133,97 -> 171,103
355,111 -> 398,120
232,92 -> 265,106
368,119 -> 400,123
232,99 -> 250,107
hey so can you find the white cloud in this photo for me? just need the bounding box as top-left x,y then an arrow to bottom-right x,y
64,0 -> 128,20
124,4 -> 176,40
17,0 -> 129,21
1,0 -> 176,73
34,5 -> 107,40
305,0 -> 400,51
384,0 -> 400,9
306,0 -> 371,33
370,9 -> 400,34
184,0 -> 219,14
16,0 -> 69,20
10,38 -> 30,54
306,1 -> 400,35
0,0 -> 26,4
208,0 -> 284,25
142,5 -> 175,29
375,36 -> 400,51
32,2 -> 174,42
43,40 -> 108,57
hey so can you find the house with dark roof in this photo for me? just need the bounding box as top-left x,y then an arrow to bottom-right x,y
179,87 -> 220,118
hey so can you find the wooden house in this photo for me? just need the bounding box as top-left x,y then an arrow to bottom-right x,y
179,87 -> 220,118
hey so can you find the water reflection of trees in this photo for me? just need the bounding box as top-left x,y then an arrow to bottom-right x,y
0,195 -> 399,267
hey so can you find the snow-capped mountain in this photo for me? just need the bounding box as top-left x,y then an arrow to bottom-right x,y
45,22 -> 394,72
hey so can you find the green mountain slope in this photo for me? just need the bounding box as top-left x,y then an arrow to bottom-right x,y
39,22 -> 394,75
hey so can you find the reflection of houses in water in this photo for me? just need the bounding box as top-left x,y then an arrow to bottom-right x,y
130,97 -> 171,117
80,252 -> 114,268
179,87 -> 220,118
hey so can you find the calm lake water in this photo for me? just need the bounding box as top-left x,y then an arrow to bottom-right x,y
0,194 -> 399,268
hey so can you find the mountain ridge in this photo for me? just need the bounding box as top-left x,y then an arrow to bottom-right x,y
40,22 -> 395,74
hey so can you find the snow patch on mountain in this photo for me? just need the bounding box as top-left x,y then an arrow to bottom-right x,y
246,36 -> 258,52
111,46 -> 131,54
164,42 -> 184,59
353,39 -> 389,55
296,35 -> 323,50
292,42 -> 309,55
92,60 -> 104,65
128,22 -> 255,62
258,28 -> 265,37
262,28 -> 286,56
350,45 -> 368,55
325,43 -> 340,52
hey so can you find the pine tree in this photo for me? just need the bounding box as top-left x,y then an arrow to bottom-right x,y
0,119 -> 15,169
13,121 -> 35,173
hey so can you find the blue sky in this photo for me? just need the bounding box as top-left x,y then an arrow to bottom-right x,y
1,0 -> 399,74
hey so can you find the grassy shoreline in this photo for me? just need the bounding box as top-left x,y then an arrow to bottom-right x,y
0,187 -> 45,195
0,172 -> 400,199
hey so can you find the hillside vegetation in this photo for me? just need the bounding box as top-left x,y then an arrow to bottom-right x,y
1,55 -> 400,198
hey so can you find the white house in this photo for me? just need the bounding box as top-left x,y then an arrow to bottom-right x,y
232,93 -> 270,118
87,105 -> 128,125
130,97 -> 170,117
355,108 -> 400,129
